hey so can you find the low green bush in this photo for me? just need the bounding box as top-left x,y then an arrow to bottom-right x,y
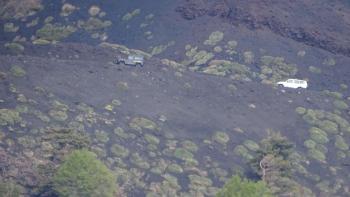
333,100 -> 349,110
53,149 -> 117,197
0,180 -> 22,197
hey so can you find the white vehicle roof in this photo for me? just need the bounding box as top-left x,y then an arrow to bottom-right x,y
287,79 -> 306,82
128,55 -> 144,60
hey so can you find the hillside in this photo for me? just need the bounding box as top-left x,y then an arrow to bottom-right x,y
1,0 -> 350,196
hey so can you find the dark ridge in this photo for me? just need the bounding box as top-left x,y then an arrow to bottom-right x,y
176,0 -> 350,57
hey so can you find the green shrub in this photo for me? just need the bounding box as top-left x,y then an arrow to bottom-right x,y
295,107 -> 306,115
317,120 -> 338,134
82,18 -> 111,32
216,175 -> 272,197
122,9 -> 141,21
303,140 -> 316,149
144,134 -> 160,145
53,149 -> 117,197
45,128 -> 91,149
234,145 -> 253,161
243,140 -> 260,151
308,66 -> 321,74
307,148 -> 326,162
129,117 -> 157,131
325,112 -> 349,129
204,31 -> 224,46
4,22 -> 19,32
340,84 -> 348,90
333,100 -> 349,110
302,109 -> 322,125
181,140 -> 198,152
323,90 -> 343,99
33,38 -> 51,45
335,135 -> 349,151
0,109 -> 21,126
174,147 -> 194,161
36,23 -> 76,41
336,151 -> 346,159
4,42 -> 24,54
213,131 -> 230,145
315,144 -> 328,154
110,144 -> 129,158
0,180 -> 22,197
309,127 -> 329,144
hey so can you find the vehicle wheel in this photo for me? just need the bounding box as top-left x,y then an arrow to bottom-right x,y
278,84 -> 284,88
136,63 -> 142,67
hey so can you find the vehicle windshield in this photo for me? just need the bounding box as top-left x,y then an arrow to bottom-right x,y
129,55 -> 143,60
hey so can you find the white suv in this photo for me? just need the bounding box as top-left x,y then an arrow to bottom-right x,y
277,79 -> 308,89
115,55 -> 144,67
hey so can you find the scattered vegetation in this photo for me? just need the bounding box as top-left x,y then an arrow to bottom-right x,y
224,40 -> 238,55
130,152 -> 150,169
297,50 -> 306,57
243,140 -> 260,151
129,117 -> 157,131
32,39 -> 51,45
295,107 -> 306,115
36,23 -> 76,41
333,100 -> 348,110
204,31 -> 224,46
334,135 -> 349,151
81,17 -> 111,32
243,51 -> 255,64
174,147 -> 194,161
184,45 -> 214,66
259,56 -> 298,84
213,131 -> 230,146
42,128 -> 91,150
4,42 -> 24,54
309,66 -> 321,74
4,22 -> 19,32
122,9 -> 141,21
234,145 -> 253,161
88,5 -> 100,16
110,144 -> 129,158
0,0 -> 42,19
61,3 -> 76,16
116,81 -> 129,91
150,41 -> 175,56
309,127 -> 329,144
202,60 -> 252,80
307,148 -> 326,162
0,109 -> 22,126
0,5 -> 348,196
10,65 -> 26,77
323,57 -> 336,66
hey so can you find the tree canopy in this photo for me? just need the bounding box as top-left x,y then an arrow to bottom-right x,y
216,175 -> 272,197
53,149 -> 117,197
